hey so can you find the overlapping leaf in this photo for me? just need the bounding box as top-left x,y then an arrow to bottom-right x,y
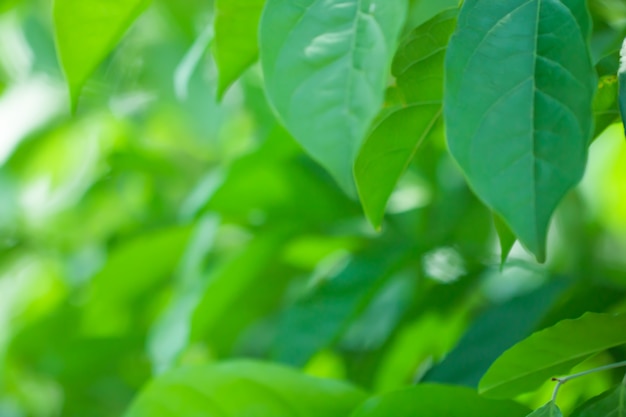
526,402 -> 563,417
53,0 -> 150,108
260,0 -> 408,195
355,10 -> 456,228
124,360 -> 366,417
480,312 -> 626,398
350,384 -> 530,417
445,0 -> 596,260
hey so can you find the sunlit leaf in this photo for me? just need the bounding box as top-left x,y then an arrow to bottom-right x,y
350,384 -> 530,417
53,0 -> 150,108
445,0 -> 596,260
124,360 -> 366,417
355,10 -> 456,228
479,312 -> 626,398
260,0 -> 408,194
213,0 -> 266,99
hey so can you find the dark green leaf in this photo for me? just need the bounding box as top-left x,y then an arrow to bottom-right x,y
213,0 -> 266,99
571,384 -> 626,417
350,384 -> 530,417
494,214 -> 516,265
445,0 -> 596,260
260,0 -> 408,194
124,360 -> 366,417
53,0 -> 150,108
479,312 -> 626,398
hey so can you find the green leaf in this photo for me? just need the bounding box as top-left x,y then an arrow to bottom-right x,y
571,384 -> 626,417
124,360 -> 366,417
479,312 -> 626,399
424,280 -> 567,387
405,0 -> 458,31
494,214 -> 516,265
355,10 -> 456,228
260,0 -> 408,195
445,0 -> 596,261
526,402 -> 563,417
53,0 -> 150,109
350,384 -> 531,417
273,248 -> 405,366
618,39 -> 626,134
213,0 -> 266,99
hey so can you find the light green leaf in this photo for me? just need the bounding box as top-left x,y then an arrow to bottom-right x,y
405,0 -> 458,31
355,10 -> 456,228
213,0 -> 266,99
571,384 -> 626,417
260,0 -> 408,195
526,402 -> 563,417
124,360 -> 366,417
445,0 -> 596,261
53,0 -> 150,109
479,312 -> 626,399
350,384 -> 530,417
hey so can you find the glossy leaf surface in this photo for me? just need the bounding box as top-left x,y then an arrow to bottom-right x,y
445,0 -> 596,260
213,0 -> 266,99
480,313 -> 626,398
355,10 -> 456,228
351,384 -> 530,417
260,0 -> 407,194
53,0 -> 150,108
124,360 -> 366,417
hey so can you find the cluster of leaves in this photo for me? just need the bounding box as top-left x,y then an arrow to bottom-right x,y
0,0 -> 625,416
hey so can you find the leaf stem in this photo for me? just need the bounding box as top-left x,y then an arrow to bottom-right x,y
551,360 -> 626,402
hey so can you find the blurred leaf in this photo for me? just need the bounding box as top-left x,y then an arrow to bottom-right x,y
571,383 -> 626,417
272,247 -> 407,366
83,225 -> 193,336
594,75 -> 620,138
191,227 -> 296,354
260,0 -> 408,194
445,0 -> 596,260
53,0 -> 150,108
124,360 -> 366,416
423,279 -> 567,387
479,312 -> 626,399
620,44 -> 626,136
213,0 -> 266,99
355,10 -> 456,228
350,384 -> 530,417
527,402 -> 563,417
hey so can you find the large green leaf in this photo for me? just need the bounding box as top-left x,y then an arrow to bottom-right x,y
445,0 -> 596,260
350,384 -> 530,417
213,0 -> 266,99
355,10 -> 456,228
527,402 -> 563,417
53,0 -> 150,108
260,0 -> 408,195
479,312 -> 626,399
124,360 -> 366,416
571,384 -> 626,417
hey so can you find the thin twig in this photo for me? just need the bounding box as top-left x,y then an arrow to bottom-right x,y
551,360 -> 626,402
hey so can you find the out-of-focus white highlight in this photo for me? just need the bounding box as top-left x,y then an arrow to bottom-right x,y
0,79 -> 65,164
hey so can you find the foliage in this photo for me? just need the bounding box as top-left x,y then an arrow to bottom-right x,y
0,0 -> 625,416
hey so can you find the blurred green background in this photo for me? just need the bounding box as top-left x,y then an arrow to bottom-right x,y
0,0 -> 626,416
